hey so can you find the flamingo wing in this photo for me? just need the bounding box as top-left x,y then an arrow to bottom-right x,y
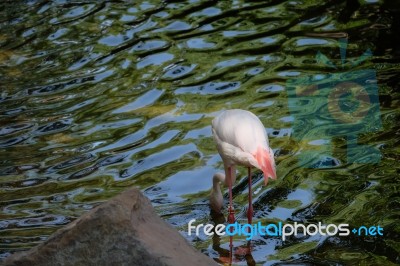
212,110 -> 266,163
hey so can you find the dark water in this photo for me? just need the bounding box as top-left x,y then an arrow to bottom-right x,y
0,0 -> 399,265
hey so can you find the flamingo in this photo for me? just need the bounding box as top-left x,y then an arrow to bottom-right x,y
210,109 -> 277,225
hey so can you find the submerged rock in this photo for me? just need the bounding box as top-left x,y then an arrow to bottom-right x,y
4,188 -> 217,266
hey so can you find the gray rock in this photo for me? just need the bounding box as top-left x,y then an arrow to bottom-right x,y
4,188 -> 217,266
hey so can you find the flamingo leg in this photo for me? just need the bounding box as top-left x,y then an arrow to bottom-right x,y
247,167 -> 253,225
229,236 -> 233,264
227,166 -> 235,224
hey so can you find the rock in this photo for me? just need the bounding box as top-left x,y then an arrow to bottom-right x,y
4,188 -> 217,266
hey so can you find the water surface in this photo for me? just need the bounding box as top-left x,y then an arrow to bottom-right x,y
0,1 -> 399,265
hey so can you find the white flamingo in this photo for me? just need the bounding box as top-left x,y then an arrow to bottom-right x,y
210,109 -> 277,224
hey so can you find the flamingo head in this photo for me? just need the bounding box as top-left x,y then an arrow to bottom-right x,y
254,146 -> 277,185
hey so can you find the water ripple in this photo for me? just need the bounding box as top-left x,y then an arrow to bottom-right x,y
0,0 -> 399,265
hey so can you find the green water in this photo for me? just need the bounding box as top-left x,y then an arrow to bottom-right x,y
0,1 -> 399,265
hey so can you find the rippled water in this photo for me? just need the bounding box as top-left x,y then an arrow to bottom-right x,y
1,0 -> 399,265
